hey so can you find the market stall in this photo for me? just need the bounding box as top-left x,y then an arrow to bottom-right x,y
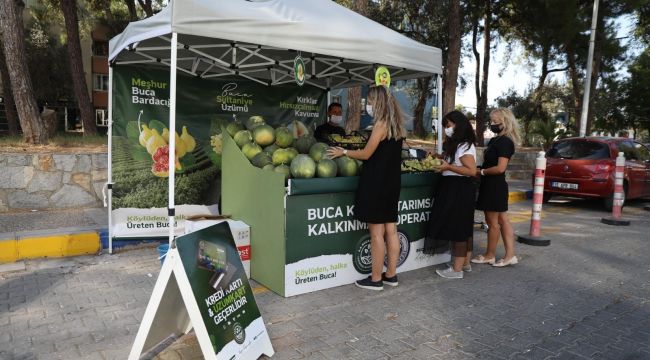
107,0 -> 446,288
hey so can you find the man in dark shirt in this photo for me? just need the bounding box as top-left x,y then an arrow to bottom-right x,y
315,102 -> 346,142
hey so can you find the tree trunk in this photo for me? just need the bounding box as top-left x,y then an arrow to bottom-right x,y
475,0 -> 491,145
566,41 -> 582,129
525,45 -> 551,146
0,0 -> 46,143
442,0 -> 461,117
137,0 -> 153,17
0,41 -> 19,136
125,0 -> 138,21
345,0 -> 367,133
413,77 -> 431,138
61,0 -> 97,136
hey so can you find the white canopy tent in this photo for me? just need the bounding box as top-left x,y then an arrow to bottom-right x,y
107,0 -> 444,251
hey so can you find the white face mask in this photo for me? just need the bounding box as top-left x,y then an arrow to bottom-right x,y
366,104 -> 374,117
330,115 -> 343,125
444,127 -> 454,138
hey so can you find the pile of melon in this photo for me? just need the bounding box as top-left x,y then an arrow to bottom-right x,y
229,116 -> 360,180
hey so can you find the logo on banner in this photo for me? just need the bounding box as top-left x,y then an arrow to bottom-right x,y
233,322 -> 246,344
294,55 -> 306,86
375,66 -> 391,88
353,235 -> 372,274
385,231 -> 410,268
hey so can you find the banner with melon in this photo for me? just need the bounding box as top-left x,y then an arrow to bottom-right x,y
111,64 -> 326,237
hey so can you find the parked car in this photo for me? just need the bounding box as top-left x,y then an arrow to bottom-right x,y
543,137 -> 650,210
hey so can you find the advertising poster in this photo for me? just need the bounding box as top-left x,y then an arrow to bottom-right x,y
284,186 -> 448,296
111,64 -> 326,237
175,223 -> 273,358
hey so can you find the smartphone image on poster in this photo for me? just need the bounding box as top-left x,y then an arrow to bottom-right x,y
198,240 -> 228,289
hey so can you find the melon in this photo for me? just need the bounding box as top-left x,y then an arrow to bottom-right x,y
263,144 -> 279,156
290,154 -> 316,178
336,156 -> 358,177
242,142 -> 262,160
253,124 -> 275,146
262,164 -> 275,171
273,164 -> 291,181
309,142 -> 329,162
272,148 -> 293,165
295,135 -> 316,154
234,130 -> 252,148
245,115 -> 265,130
317,159 -> 338,178
226,121 -> 245,137
287,120 -> 309,138
251,152 -> 272,168
274,126 -> 294,148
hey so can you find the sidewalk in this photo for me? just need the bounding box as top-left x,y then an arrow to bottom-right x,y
1,199 -> 649,359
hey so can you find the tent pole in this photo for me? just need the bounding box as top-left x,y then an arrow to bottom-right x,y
436,74 -> 443,154
108,66 -> 114,254
168,32 -> 178,246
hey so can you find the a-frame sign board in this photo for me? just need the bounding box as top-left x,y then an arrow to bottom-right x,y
129,223 -> 275,359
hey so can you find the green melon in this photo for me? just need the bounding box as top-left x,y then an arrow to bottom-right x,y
273,164 -> 291,181
242,142 -> 262,160
274,126 -> 294,148
336,156 -> 358,177
245,115 -> 265,130
286,147 -> 298,162
251,152 -> 272,168
317,159 -> 338,178
262,164 -> 275,171
272,148 -> 293,165
290,154 -> 316,178
263,144 -> 279,156
309,142 -> 329,162
226,121 -> 245,137
294,135 -> 316,154
253,124 -> 275,146
233,130 -> 252,148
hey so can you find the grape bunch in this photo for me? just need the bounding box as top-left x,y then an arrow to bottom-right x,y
210,133 -> 223,154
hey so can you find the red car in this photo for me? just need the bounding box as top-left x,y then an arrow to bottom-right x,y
543,137 -> 650,210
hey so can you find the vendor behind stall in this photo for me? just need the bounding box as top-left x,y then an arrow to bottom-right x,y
315,102 -> 346,142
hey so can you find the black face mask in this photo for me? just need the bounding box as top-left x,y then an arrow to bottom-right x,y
490,124 -> 503,134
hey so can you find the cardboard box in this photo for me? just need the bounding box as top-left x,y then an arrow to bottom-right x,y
185,216 -> 251,278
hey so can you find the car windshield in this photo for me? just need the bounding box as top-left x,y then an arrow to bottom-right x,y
547,140 -> 610,160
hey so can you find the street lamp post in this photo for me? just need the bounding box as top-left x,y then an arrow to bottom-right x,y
579,0 -> 599,137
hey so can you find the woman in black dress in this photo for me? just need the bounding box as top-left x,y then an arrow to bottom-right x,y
424,111 -> 477,279
328,86 -> 405,291
472,108 -> 521,267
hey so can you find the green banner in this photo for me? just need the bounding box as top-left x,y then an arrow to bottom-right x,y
176,223 -> 266,355
111,64 -> 326,237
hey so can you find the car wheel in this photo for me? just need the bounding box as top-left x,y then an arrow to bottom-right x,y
604,182 -> 627,212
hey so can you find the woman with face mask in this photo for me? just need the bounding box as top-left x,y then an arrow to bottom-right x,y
423,111 -> 478,279
327,86 -> 406,290
472,108 -> 521,268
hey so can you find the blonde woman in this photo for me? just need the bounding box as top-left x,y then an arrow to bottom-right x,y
328,86 -> 406,290
472,108 -> 521,267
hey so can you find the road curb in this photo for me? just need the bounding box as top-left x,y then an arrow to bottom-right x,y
0,227 -> 102,263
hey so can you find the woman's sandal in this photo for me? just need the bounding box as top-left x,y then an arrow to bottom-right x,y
470,255 -> 496,265
493,256 -> 518,267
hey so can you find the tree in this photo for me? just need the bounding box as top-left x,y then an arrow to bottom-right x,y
0,0 -> 47,143
0,40 -> 19,136
442,0 -> 461,117
622,48 -> 650,137
470,0 -> 494,145
60,0 -> 97,136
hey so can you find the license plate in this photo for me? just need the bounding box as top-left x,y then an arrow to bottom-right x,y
551,182 -> 578,190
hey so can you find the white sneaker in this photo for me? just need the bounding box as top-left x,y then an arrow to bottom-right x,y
462,264 -> 472,272
436,267 -> 463,279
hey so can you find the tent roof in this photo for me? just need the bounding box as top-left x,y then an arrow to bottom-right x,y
109,0 -> 442,89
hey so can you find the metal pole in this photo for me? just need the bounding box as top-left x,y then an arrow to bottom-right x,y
107,66 -> 114,254
168,33 -> 178,245
579,0 -> 599,137
436,74 -> 443,154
